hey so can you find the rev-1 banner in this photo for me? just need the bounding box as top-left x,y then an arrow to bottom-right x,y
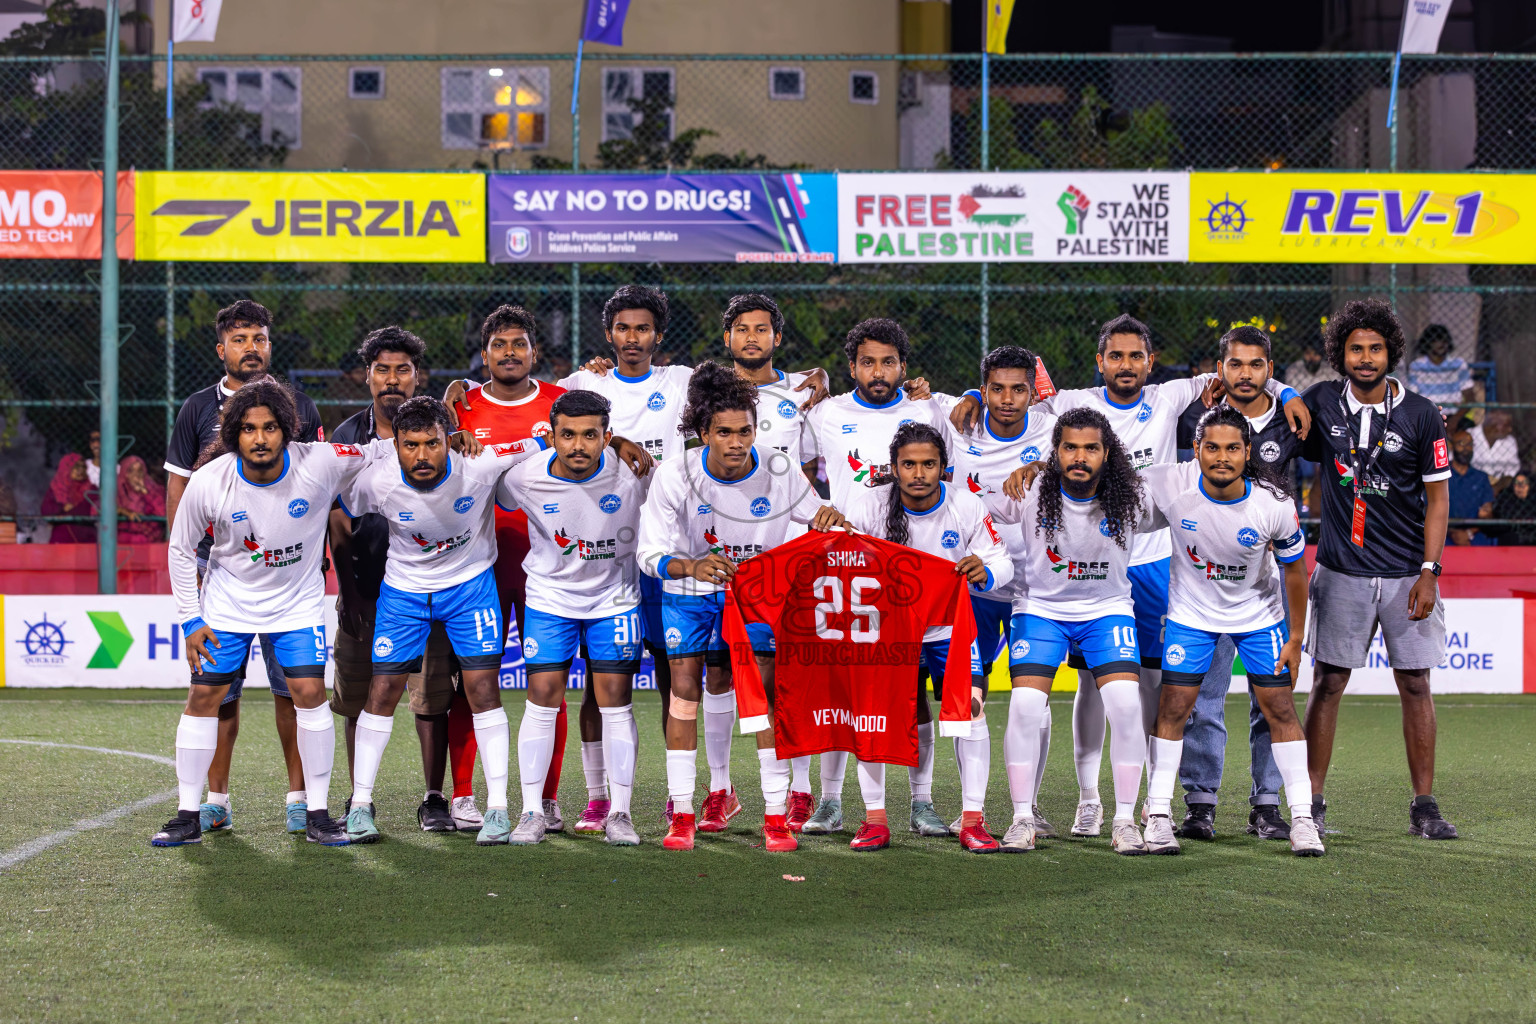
487,172 -> 836,263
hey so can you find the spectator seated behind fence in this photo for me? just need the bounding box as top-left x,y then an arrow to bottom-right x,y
41,452 -> 98,543
1407,323 -> 1475,414
1282,338 -> 1339,392
1471,409 -> 1520,491
1447,429 -> 1496,546
1492,470 -> 1536,546
117,455 -> 166,544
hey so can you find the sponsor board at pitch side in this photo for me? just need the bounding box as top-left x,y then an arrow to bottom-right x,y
0,171 -> 134,259
135,172 -> 484,262
1190,171 -> 1536,263
837,172 -> 1188,263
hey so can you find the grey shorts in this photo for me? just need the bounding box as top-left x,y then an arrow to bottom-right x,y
331,619 -> 460,718
1304,563 -> 1446,671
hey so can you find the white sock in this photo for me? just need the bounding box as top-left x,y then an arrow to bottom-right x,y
1072,670 -> 1105,803
516,702 -> 560,814
581,740 -> 607,801
1004,687 -> 1049,818
293,704 -> 335,813
175,715 -> 218,812
857,759 -> 886,812
205,790 -> 230,809
1034,708 -> 1052,804
702,690 -> 735,792
1098,679 -> 1146,821
909,721 -> 934,802
598,705 -> 637,817
1139,667 -> 1163,737
666,748 -> 697,816
790,755 -> 811,794
284,790 -> 305,806
473,707 -> 511,811
1271,739 -> 1314,819
820,751 -> 848,800
1146,736 -> 1183,817
957,710 -> 992,813
758,747 -> 791,815
351,710 -> 394,806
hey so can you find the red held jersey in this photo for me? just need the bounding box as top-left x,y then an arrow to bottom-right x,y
721,530 -> 977,767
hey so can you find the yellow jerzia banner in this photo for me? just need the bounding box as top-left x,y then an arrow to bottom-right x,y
1189,172 -> 1536,264
135,172 -> 484,262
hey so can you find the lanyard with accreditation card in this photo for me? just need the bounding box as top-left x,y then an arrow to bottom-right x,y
1339,384 -> 1393,548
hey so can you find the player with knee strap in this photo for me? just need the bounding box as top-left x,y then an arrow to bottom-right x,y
1139,405 -> 1323,856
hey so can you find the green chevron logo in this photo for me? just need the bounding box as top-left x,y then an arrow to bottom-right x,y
85,611 -> 133,669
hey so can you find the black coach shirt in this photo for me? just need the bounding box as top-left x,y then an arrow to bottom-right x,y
1177,395 -> 1303,470
330,406 -> 390,603
164,379 -> 324,478
1300,378 -> 1451,578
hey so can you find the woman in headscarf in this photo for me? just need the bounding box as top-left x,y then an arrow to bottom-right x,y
117,455 -> 167,543
41,452 -> 98,543
1492,469 -> 1536,546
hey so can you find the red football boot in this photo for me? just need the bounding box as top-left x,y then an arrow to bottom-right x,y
849,820 -> 891,852
958,819 -> 1001,853
698,788 -> 743,832
785,790 -> 815,833
663,812 -> 697,850
763,814 -> 798,852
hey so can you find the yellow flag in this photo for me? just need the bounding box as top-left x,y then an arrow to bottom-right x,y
985,0 -> 1016,54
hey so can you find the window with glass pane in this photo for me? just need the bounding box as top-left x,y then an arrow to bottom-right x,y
196,67 -> 302,148
601,68 -> 674,142
441,66 -> 550,150
770,66 -> 805,100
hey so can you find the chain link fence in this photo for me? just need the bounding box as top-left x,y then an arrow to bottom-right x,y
5,51 -> 1536,536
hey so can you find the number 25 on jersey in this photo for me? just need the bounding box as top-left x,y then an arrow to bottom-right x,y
813,575 -> 882,642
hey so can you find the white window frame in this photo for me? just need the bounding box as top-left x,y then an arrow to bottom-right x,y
348,66 -> 385,100
601,66 -> 675,143
849,69 -> 879,106
196,65 -> 303,148
768,65 -> 805,101
439,65 -> 551,151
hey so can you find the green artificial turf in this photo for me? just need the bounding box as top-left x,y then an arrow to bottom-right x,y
2,688 -> 1534,1023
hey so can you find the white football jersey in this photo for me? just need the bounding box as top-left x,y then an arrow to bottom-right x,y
1142,462 -> 1306,634
340,439 -> 543,593
845,482 -> 1014,642
805,391 -> 956,508
988,482 -> 1159,621
948,408 -> 1057,603
557,364 -> 692,463
499,450 -> 650,620
170,440 -> 387,632
753,369 -> 817,462
638,445 -> 824,597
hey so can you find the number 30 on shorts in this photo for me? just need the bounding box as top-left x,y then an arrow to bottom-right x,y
812,575 -> 882,642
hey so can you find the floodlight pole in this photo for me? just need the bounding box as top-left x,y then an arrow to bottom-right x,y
98,0 -> 122,593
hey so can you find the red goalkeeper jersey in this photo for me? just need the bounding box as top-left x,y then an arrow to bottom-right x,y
721,530 -> 977,767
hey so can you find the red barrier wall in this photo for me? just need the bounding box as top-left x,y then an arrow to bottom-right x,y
0,543 -> 338,595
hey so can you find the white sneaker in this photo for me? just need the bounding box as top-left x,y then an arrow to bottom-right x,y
450,795 -> 483,830
542,798 -> 564,833
1070,800 -> 1104,838
508,810 -> 547,845
1289,815 -> 1326,857
1111,817 -> 1148,855
1033,805 -> 1058,839
605,811 -> 641,847
1143,814 -> 1181,855
1000,814 -> 1036,852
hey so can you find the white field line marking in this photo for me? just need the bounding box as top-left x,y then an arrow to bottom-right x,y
0,739 -> 175,870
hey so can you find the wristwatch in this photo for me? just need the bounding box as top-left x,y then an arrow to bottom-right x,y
1421,561 -> 1442,576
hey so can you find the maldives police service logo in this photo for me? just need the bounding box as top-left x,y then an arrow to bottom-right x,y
522,637 -> 540,659
777,399 -> 797,419
1383,431 -> 1405,453
1020,446 -> 1042,463
454,496 -> 475,514
598,493 -> 622,514
1237,527 -> 1262,548
287,498 -> 309,518
749,497 -> 772,518
1010,639 -> 1031,660
505,226 -> 532,259
1165,643 -> 1186,666
1260,440 -> 1282,462
665,626 -> 682,650
941,530 -> 960,549
373,636 -> 394,658
1136,403 -> 1153,423
647,392 -> 667,411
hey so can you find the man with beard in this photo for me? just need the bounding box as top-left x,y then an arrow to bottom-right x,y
162,300 -> 325,837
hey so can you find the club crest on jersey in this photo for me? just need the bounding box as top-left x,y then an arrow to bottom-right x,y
373,636 -> 394,658
242,531 -> 303,567
750,497 -> 772,518
412,530 -> 471,555
1098,518 -> 1112,537
554,527 -> 615,560
1383,431 -> 1405,453
1136,402 -> 1153,423
454,496 -> 475,514
777,399 -> 797,419
1237,527 -> 1261,548
598,493 -> 622,514
1186,544 -> 1247,581
287,499 -> 309,518
532,421 -> 552,439
522,637 -> 540,659
665,627 -> 682,649
1165,643 -> 1186,666
1020,446 -> 1042,463
1010,639 -> 1030,660
1045,545 -> 1108,580
1260,440 -> 1281,462
647,392 -> 667,411
941,530 -> 960,549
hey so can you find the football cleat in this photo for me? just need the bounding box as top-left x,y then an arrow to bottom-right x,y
849,820 -> 891,852
345,803 -> 380,844
1111,817 -> 1149,856
1246,804 -> 1290,840
284,802 -> 307,834
801,797 -> 843,835
150,811 -> 201,847
507,810 -> 547,846
574,799 -> 610,834
1178,803 -> 1217,841
1409,797 -> 1459,840
476,808 -> 513,846
450,795 -> 483,830
1000,815 -> 1036,853
1143,814 -> 1181,855
199,802 -> 231,833
663,812 -> 697,851
1290,815 -> 1326,856
604,811 -> 640,847
763,814 -> 798,852
542,798 -> 564,833
1070,801 -> 1104,838
958,820 -> 1000,853
785,790 -> 815,833
305,811 -> 351,846
909,801 -> 952,837
698,788 -> 743,832
1312,795 -> 1329,834
1033,805 -> 1058,839
662,797 -> 675,827
417,794 -> 456,833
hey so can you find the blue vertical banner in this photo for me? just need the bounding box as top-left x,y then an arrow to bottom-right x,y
581,0 -> 632,46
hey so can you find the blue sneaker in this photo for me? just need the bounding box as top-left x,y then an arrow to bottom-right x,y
285,801 -> 308,834
346,803 -> 381,844
199,802 -> 231,833
476,808 -> 513,846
